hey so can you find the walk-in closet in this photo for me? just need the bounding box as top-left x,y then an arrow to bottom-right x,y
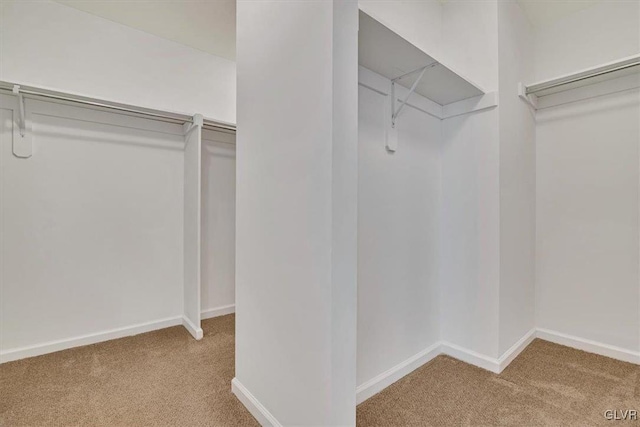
1,0 -> 639,426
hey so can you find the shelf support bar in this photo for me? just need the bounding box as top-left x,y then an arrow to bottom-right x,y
386,62 -> 437,152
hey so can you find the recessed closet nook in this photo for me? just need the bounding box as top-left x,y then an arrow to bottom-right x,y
1,0 -> 639,426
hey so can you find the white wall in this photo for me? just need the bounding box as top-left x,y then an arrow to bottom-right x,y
536,86 -> 640,353
0,95 -> 185,360
201,131 -> 236,315
357,68 -> 441,388
533,0 -> 640,81
497,1 -> 536,355
440,0 -> 499,92
0,0 -> 236,124
438,0 -> 502,359
235,0 -> 358,424
440,108 -> 501,358
330,3 -> 359,422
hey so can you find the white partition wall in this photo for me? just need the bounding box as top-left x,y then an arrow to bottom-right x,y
183,114 -> 204,340
234,0 -> 358,424
201,129 -> 236,319
497,0 -> 536,357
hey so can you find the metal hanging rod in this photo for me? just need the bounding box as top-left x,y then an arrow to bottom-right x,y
526,58 -> 640,96
0,81 -> 236,132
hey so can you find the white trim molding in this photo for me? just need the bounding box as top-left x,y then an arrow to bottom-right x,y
232,378 -> 282,427
440,342 -> 502,374
0,307 -> 239,364
0,316 -> 183,364
537,328 -> 640,365
357,329 -> 537,404
201,304 -> 236,320
497,329 -> 537,372
356,342 -> 440,404
182,316 -> 204,340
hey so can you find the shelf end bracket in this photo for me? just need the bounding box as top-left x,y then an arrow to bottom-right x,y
391,65 -> 429,128
387,64 -> 431,152
518,82 -> 538,110
11,85 -> 32,158
183,113 -> 204,135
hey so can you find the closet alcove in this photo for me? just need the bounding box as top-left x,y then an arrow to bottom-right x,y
356,8 -> 498,403
0,82 -> 236,362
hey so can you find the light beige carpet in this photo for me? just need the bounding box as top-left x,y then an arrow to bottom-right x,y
1,316 -> 638,426
357,340 -> 640,426
0,314 -> 259,427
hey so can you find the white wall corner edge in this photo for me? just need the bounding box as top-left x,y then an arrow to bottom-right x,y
440,328 -> 537,375
356,342 -> 441,404
182,316 -> 204,340
201,304 -> 236,320
439,342 -> 502,374
231,378 -> 283,427
536,328 -> 640,365
0,315 -> 183,364
497,329 -> 537,373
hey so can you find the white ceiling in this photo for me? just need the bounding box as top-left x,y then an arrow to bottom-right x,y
516,0 -> 602,27
53,0 -> 236,60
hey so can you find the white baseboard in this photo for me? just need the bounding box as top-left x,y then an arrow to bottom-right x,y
201,304 -> 235,320
232,378 -> 282,427
440,341 -> 502,373
497,329 -> 537,372
356,330 -> 537,404
356,342 -> 440,404
0,315 -> 183,364
182,316 -> 204,340
356,327 -> 638,406
536,328 -> 640,365
1,306 -> 233,364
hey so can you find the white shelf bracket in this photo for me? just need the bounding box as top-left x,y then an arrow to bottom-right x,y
391,65 -> 429,128
518,82 -> 538,110
11,85 -> 32,158
386,64 -> 433,152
